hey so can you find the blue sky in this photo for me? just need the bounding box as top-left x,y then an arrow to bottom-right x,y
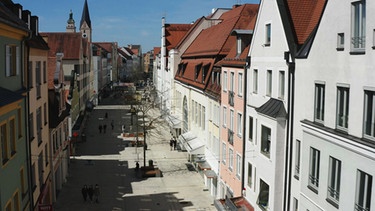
15,0 -> 259,52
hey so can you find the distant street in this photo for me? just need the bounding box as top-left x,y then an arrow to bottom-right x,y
53,91 -> 215,211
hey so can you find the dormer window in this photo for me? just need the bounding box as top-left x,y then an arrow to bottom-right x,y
237,36 -> 242,56
195,63 -> 202,81
202,64 -> 209,83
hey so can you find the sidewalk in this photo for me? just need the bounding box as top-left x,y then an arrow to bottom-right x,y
53,95 -> 215,211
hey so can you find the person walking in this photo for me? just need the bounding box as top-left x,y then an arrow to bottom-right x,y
103,124 -> 107,133
111,120 -> 114,130
173,138 -> 177,150
94,184 -> 100,203
169,139 -> 173,151
88,185 -> 94,202
99,124 -> 102,133
105,112 -> 108,119
81,185 -> 88,202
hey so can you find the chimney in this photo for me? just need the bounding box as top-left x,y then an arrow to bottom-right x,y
22,10 -> 31,29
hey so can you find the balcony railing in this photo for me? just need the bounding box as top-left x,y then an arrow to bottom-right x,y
228,91 -> 234,106
228,129 -> 234,145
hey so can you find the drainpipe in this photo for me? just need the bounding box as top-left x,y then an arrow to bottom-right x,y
241,56 -> 250,196
283,51 -> 295,211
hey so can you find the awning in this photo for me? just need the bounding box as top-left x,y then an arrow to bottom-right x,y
204,170 -> 217,178
168,114 -> 181,129
185,137 -> 204,155
178,131 -> 197,151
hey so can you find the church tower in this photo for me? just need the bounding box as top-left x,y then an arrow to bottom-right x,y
66,10 -> 76,32
80,0 -> 92,42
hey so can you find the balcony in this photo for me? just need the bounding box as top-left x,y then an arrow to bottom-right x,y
228,91 -> 234,106
228,129 -> 234,145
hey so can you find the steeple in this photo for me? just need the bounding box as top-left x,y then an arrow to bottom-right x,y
80,0 -> 91,41
66,10 -> 76,32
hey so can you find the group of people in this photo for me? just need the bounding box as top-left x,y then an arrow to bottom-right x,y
81,184 -> 100,203
98,112 -> 115,133
169,138 -> 177,150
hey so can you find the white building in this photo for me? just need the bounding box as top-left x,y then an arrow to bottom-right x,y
291,0 -> 375,210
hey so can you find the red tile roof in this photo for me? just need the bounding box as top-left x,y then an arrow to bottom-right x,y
287,0 -> 327,45
165,23 -> 192,51
176,4 -> 259,91
40,32 -> 82,60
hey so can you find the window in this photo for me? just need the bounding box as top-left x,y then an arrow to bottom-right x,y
36,61 -> 41,98
20,168 -> 26,196
364,90 -> 375,140
309,147 -> 320,192
1,123 -> 9,164
236,154 -> 241,178
230,110 -> 234,131
229,148 -> 233,171
327,156 -> 341,206
13,191 -> 20,211
202,106 -> 205,130
5,45 -> 20,77
314,83 -> 325,123
336,86 -> 349,130
247,162 -> 253,188
351,0 -> 366,51
337,33 -> 345,50
44,144 -> 48,166
248,116 -> 253,142
222,143 -> 226,164
253,69 -> 258,93
261,126 -> 271,158
295,140 -> 301,179
237,36 -> 242,55
44,103 -> 47,125
28,61 -> 33,87
17,108 -> 22,138
230,72 -> 234,92
223,107 -> 227,128
279,71 -> 285,99
223,71 -> 228,91
31,163 -> 36,190
37,107 -> 42,145
355,170 -> 372,211
267,70 -> 272,96
293,198 -> 298,211
238,73 -> 243,97
265,23 -> 271,46
9,119 -> 16,155
237,113 -> 242,137
257,179 -> 269,208
29,113 -> 34,140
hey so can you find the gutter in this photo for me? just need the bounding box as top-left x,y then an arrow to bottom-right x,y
241,56 -> 250,196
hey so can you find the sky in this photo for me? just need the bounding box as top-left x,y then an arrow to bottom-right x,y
15,0 -> 259,52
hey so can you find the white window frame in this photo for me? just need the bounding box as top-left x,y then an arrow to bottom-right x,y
238,72 -> 243,97
223,106 -> 227,128
267,70 -> 272,96
355,170 -> 372,211
337,33 -> 345,50
327,156 -> 341,205
364,90 -> 375,140
295,140 -> 301,179
265,23 -> 271,46
351,0 -> 366,51
314,83 -> 325,123
5,45 -> 20,77
237,112 -> 242,137
236,153 -> 241,179
309,147 -> 320,192
230,72 -> 234,92
253,69 -> 258,93
248,116 -> 253,142
261,125 -> 271,158
336,86 -> 349,131
279,71 -> 285,99
247,162 -> 253,188
230,109 -> 234,131
223,71 -> 228,91
222,142 -> 226,165
229,148 -> 234,171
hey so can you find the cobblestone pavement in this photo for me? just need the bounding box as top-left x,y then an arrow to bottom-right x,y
53,94 -> 216,211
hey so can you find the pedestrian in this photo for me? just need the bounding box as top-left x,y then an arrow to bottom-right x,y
103,124 -> 107,133
99,124 -> 102,133
88,185 -> 94,202
81,185 -> 88,201
111,120 -> 114,130
135,161 -> 140,171
173,138 -> 177,150
105,112 -> 108,118
169,139 -> 173,150
94,184 -> 100,203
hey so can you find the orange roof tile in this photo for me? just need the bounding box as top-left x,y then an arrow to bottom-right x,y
165,23 -> 192,51
40,32 -> 82,60
287,0 -> 327,45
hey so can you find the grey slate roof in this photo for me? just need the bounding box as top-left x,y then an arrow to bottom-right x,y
0,87 -> 24,107
0,1 -> 29,32
80,0 -> 91,28
255,98 -> 287,119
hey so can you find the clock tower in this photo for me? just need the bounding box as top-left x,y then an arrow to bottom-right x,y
66,10 -> 76,32
80,0 -> 92,42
